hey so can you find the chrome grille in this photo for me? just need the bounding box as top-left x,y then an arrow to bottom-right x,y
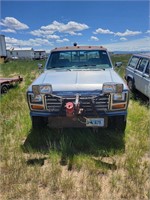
45,94 -> 109,116
45,95 -> 62,112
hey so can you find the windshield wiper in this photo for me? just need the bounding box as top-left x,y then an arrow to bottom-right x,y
47,66 -> 71,71
48,66 -> 65,69
77,64 -> 105,70
78,64 -> 93,67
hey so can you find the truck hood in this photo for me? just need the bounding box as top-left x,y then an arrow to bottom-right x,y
28,69 -> 128,92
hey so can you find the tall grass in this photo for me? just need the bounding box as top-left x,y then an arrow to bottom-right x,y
111,54 -> 131,78
0,58 -> 149,199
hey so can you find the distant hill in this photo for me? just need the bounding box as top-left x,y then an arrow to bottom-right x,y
111,51 -> 150,55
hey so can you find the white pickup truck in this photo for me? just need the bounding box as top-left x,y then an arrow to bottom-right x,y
27,44 -> 129,132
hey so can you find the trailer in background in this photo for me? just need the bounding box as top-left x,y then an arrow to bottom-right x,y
6,47 -> 34,60
34,50 -> 46,60
0,35 -> 7,63
0,76 -> 23,94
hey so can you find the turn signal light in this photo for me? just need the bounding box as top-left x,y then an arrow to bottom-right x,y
31,105 -> 44,110
112,104 -> 126,109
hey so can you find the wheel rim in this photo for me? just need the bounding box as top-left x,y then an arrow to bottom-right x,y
2,86 -> 8,93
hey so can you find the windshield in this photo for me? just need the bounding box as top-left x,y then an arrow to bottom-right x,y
46,50 -> 112,70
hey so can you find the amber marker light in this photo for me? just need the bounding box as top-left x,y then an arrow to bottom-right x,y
112,104 -> 126,109
31,105 -> 44,110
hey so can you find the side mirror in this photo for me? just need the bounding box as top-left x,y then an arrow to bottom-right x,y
38,63 -> 43,69
115,62 -> 122,67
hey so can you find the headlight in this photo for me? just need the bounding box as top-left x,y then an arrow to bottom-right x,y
32,85 -> 40,95
39,85 -> 52,94
113,93 -> 126,102
32,84 -> 52,95
30,94 -> 42,103
102,83 -> 123,94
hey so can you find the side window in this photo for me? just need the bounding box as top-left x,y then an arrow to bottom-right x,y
144,62 -> 150,75
128,56 -> 140,68
136,58 -> 149,72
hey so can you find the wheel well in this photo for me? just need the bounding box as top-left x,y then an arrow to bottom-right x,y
127,76 -> 134,83
127,76 -> 136,92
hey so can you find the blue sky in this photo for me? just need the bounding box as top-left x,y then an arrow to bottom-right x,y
1,0 -> 150,52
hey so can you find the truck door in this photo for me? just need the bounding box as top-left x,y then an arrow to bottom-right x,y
134,58 -> 149,97
142,62 -> 150,98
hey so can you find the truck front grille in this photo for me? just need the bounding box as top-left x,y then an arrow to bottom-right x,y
45,94 -> 109,116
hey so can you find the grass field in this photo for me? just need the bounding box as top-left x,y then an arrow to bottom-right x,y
0,55 -> 149,200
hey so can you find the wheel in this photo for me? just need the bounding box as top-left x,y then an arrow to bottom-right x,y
31,116 -> 48,129
127,78 -> 135,92
1,84 -> 8,94
108,116 -> 126,133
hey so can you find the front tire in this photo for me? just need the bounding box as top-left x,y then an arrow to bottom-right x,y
31,116 -> 47,129
108,116 -> 126,133
127,78 -> 135,92
1,85 -> 8,94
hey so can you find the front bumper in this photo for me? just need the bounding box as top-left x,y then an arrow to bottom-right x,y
30,110 -> 127,128
30,110 -> 127,117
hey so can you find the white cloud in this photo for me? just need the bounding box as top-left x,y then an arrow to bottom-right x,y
56,38 -> 69,43
45,35 -> 60,40
30,29 -> 61,40
90,36 -> 99,41
120,37 -> 127,41
77,33 -> 82,36
146,30 -> 150,34
59,21 -> 89,34
30,29 -> 54,36
94,28 -> 114,35
31,20 -> 89,36
63,38 -> 69,42
0,17 -> 29,30
5,37 -> 53,48
69,32 -> 82,36
115,29 -> 142,37
1,28 -> 16,33
93,28 -> 142,37
103,37 -> 150,51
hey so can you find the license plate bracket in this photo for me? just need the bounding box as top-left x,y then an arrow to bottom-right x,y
86,118 -> 105,127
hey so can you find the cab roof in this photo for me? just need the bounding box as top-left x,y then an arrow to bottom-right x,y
51,45 -> 107,52
133,53 -> 150,59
